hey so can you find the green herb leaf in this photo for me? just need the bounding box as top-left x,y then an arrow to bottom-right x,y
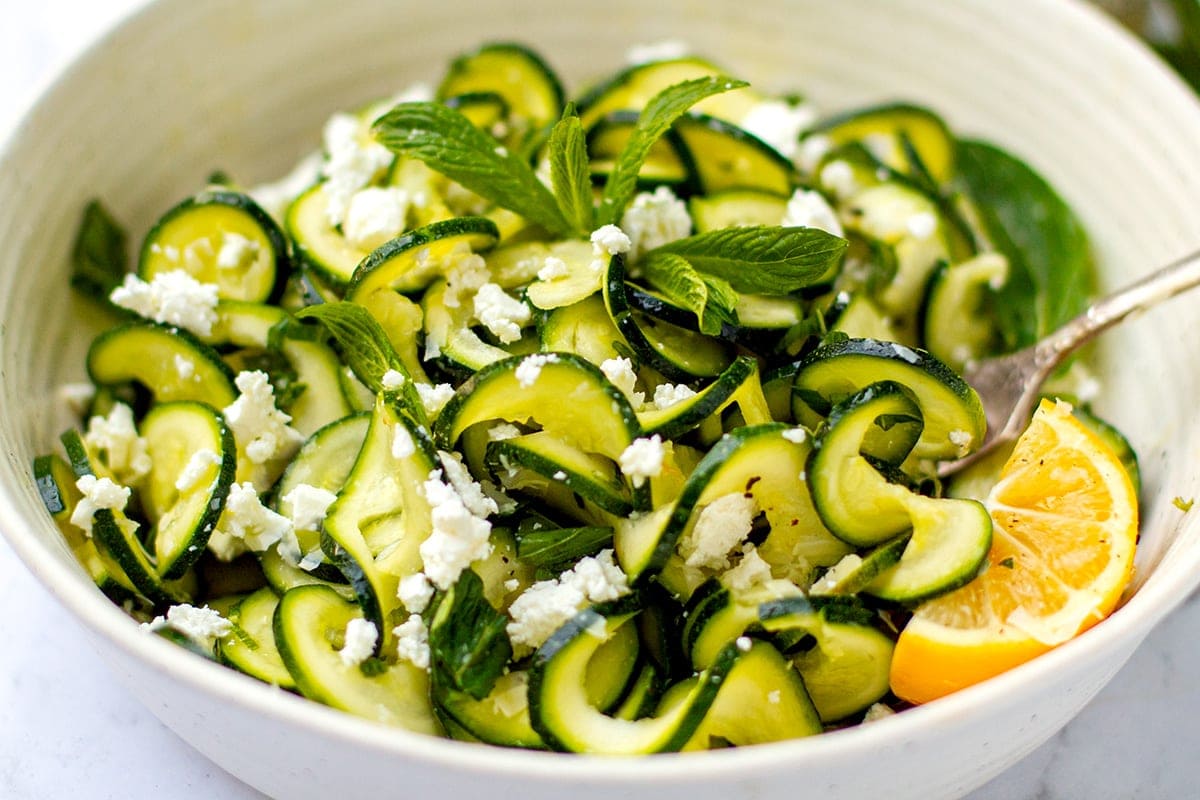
648,226 -> 847,294
294,302 -> 423,415
549,104 -> 594,236
954,140 -> 1094,350
372,102 -> 572,237
596,76 -> 749,226
71,200 -> 128,296
641,252 -> 739,335
514,525 -> 614,571
427,569 -> 512,700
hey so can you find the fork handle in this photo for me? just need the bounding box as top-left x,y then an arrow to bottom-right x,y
1036,246 -> 1200,369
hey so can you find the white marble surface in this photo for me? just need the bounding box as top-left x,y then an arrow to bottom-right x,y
3,2 -> 1199,799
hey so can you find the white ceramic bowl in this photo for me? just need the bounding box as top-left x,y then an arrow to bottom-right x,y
4,0 -> 1200,798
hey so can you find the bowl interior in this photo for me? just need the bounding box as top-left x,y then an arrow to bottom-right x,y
3,0 -> 1200,798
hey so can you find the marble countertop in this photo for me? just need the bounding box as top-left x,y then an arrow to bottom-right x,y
3,2 -> 1199,798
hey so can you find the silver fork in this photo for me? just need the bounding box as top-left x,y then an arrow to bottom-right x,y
937,247 -> 1200,478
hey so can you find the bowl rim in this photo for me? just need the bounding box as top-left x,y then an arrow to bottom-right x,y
4,0 -> 1200,784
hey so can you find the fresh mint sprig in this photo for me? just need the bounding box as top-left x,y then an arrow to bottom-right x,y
596,76 -> 749,227
71,199 -> 128,296
647,226 -> 847,295
373,102 -> 573,237
641,252 -> 739,335
548,103 -> 594,236
427,569 -> 512,700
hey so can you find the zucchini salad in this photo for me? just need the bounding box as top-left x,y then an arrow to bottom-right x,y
37,42 -> 1141,752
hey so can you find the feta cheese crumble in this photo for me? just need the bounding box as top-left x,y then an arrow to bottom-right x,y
109,269 -> 220,337
212,482 -> 294,558
619,186 -> 692,262
281,483 -> 338,531
397,572 -> 435,615
782,427 -> 807,444
739,99 -> 816,161
339,618 -> 378,667
144,604 -> 231,649
473,283 -> 532,344
781,188 -> 844,237
796,134 -> 833,176
69,475 -> 132,535
419,469 -> 494,590
381,369 -> 407,390
415,382 -> 455,417
320,111 -> 395,226
537,256 -> 570,281
724,544 -> 774,592
174,448 -> 222,493
342,187 -> 409,251
392,424 -> 416,459
487,423 -> 522,442
735,635 -> 753,653
394,613 -> 431,669
652,382 -> 697,411
84,402 -> 152,484
506,549 -> 630,649
590,224 -> 632,257
514,353 -> 560,389
680,492 -> 757,571
618,435 -> 665,488
948,429 -> 973,453
215,232 -> 260,270
600,357 -> 645,407
223,370 -> 305,466
905,211 -> 938,240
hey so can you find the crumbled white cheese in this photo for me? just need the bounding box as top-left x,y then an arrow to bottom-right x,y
680,492 -> 757,571
739,100 -> 816,160
320,111 -> 394,226
487,423 -> 522,442
441,248 -> 490,309
415,382 -> 455,417
438,450 -> 499,519
652,382 -> 696,411
397,572 -> 434,614
537,256 -> 570,281
215,232 -> 260,270
223,370 -> 305,466
600,357 -> 645,407
394,613 -> 431,669
109,269 -> 220,337
381,369 -> 407,390
84,402 -> 152,484
819,159 -> 859,201
473,283 -> 531,344
625,39 -> 690,64
590,224 -> 632,257
514,353 -> 560,389
282,483 -> 338,531
796,134 -> 833,175
781,188 -> 844,237
619,186 -> 692,262
69,475 -> 132,535
343,186 -> 409,251
618,435 -> 665,488
551,470 -> 567,481
724,544 -> 774,592
419,469 -> 493,590
248,150 -> 323,223
392,424 -> 416,459
339,618 -> 378,667
144,603 -> 232,649
735,635 -> 753,653
173,353 -> 195,380
503,578 -> 521,593
214,481 -> 294,554
767,689 -> 782,705
505,549 -> 629,649
174,448 -> 222,493
906,211 -> 938,240
809,553 -> 864,596
782,427 -> 807,444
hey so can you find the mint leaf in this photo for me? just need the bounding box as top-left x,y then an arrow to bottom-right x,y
549,104 -> 594,236
372,102 -> 572,237
514,525 -> 614,571
642,252 -> 739,335
71,200 -> 128,296
954,140 -> 1093,349
649,226 -> 846,294
427,569 -> 512,700
294,302 -> 424,415
596,76 -> 749,226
